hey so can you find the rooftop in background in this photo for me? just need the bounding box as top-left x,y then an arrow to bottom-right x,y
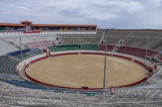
20,20 -> 33,24
103,29 -> 162,32
0,20 -> 97,32
0,20 -> 97,28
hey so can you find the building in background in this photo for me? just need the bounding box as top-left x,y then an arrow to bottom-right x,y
0,20 -> 97,32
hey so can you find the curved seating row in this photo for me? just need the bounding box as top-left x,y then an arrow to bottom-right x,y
117,46 -> 158,59
0,56 -> 18,74
7,48 -> 44,60
98,45 -> 159,60
26,41 -> 55,49
98,45 -> 115,51
0,78 -> 103,94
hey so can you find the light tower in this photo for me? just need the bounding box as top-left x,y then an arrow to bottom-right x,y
103,29 -> 108,103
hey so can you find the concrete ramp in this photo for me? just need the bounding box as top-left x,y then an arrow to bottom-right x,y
0,39 -> 18,55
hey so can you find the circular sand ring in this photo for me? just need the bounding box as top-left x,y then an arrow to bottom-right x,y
25,52 -> 150,90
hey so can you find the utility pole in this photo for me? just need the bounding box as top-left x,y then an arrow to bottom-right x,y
19,33 -> 23,59
145,32 -> 149,63
103,30 -> 108,103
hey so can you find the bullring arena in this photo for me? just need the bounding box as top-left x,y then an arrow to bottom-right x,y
0,21 -> 162,106
25,53 -> 147,89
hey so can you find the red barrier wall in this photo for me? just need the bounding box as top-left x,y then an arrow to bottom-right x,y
50,52 -> 79,57
24,31 -> 40,33
24,52 -> 151,90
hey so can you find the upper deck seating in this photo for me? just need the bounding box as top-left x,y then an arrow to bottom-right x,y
48,44 -> 80,52
8,49 -> 30,60
81,44 -> 98,50
98,45 -> 115,51
0,56 -> 19,74
27,48 -> 44,55
117,46 -> 158,59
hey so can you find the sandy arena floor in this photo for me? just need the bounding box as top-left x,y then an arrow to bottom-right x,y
26,54 -> 148,88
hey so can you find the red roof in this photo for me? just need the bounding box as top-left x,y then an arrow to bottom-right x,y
0,23 -> 25,26
32,24 -> 97,27
20,20 -> 33,24
0,21 -> 96,28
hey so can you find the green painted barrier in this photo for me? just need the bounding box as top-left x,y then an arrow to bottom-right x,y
82,44 -> 98,50
48,44 -> 98,52
87,93 -> 95,96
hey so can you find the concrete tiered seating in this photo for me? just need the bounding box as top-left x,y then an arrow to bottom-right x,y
8,49 -> 44,60
81,44 -> 98,50
117,46 -> 158,59
0,79 -> 50,90
48,44 -> 80,52
0,40 -> 18,56
57,44 -> 80,50
98,45 -> 115,51
3,34 -> 58,49
8,49 -> 31,60
14,53 -> 30,59
58,30 -> 102,44
157,54 -> 162,61
26,41 -> 54,49
27,48 -> 44,55
0,56 -> 19,74
99,30 -> 162,52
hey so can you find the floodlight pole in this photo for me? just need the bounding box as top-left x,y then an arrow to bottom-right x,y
145,32 -> 149,63
19,33 -> 23,59
103,30 -> 108,103
103,30 -> 108,89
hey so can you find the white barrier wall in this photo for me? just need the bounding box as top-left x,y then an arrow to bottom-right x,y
0,31 -> 96,37
16,53 -> 46,72
0,32 -> 23,37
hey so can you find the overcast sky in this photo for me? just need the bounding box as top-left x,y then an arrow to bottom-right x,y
0,0 -> 162,29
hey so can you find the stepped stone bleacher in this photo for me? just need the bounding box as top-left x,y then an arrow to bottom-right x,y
0,56 -> 19,74
7,48 -> 44,60
117,46 -> 158,59
48,44 -> 80,52
8,49 -> 31,60
58,30 -> 103,44
27,48 -> 44,55
57,30 -> 162,52
3,34 -> 59,49
101,30 -> 162,51
26,41 -> 55,49
81,44 -> 98,50
57,44 -> 80,51
0,79 -> 51,90
98,45 -> 115,51
0,39 -> 18,55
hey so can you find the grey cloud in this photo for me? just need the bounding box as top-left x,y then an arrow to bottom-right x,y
0,0 -> 162,28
